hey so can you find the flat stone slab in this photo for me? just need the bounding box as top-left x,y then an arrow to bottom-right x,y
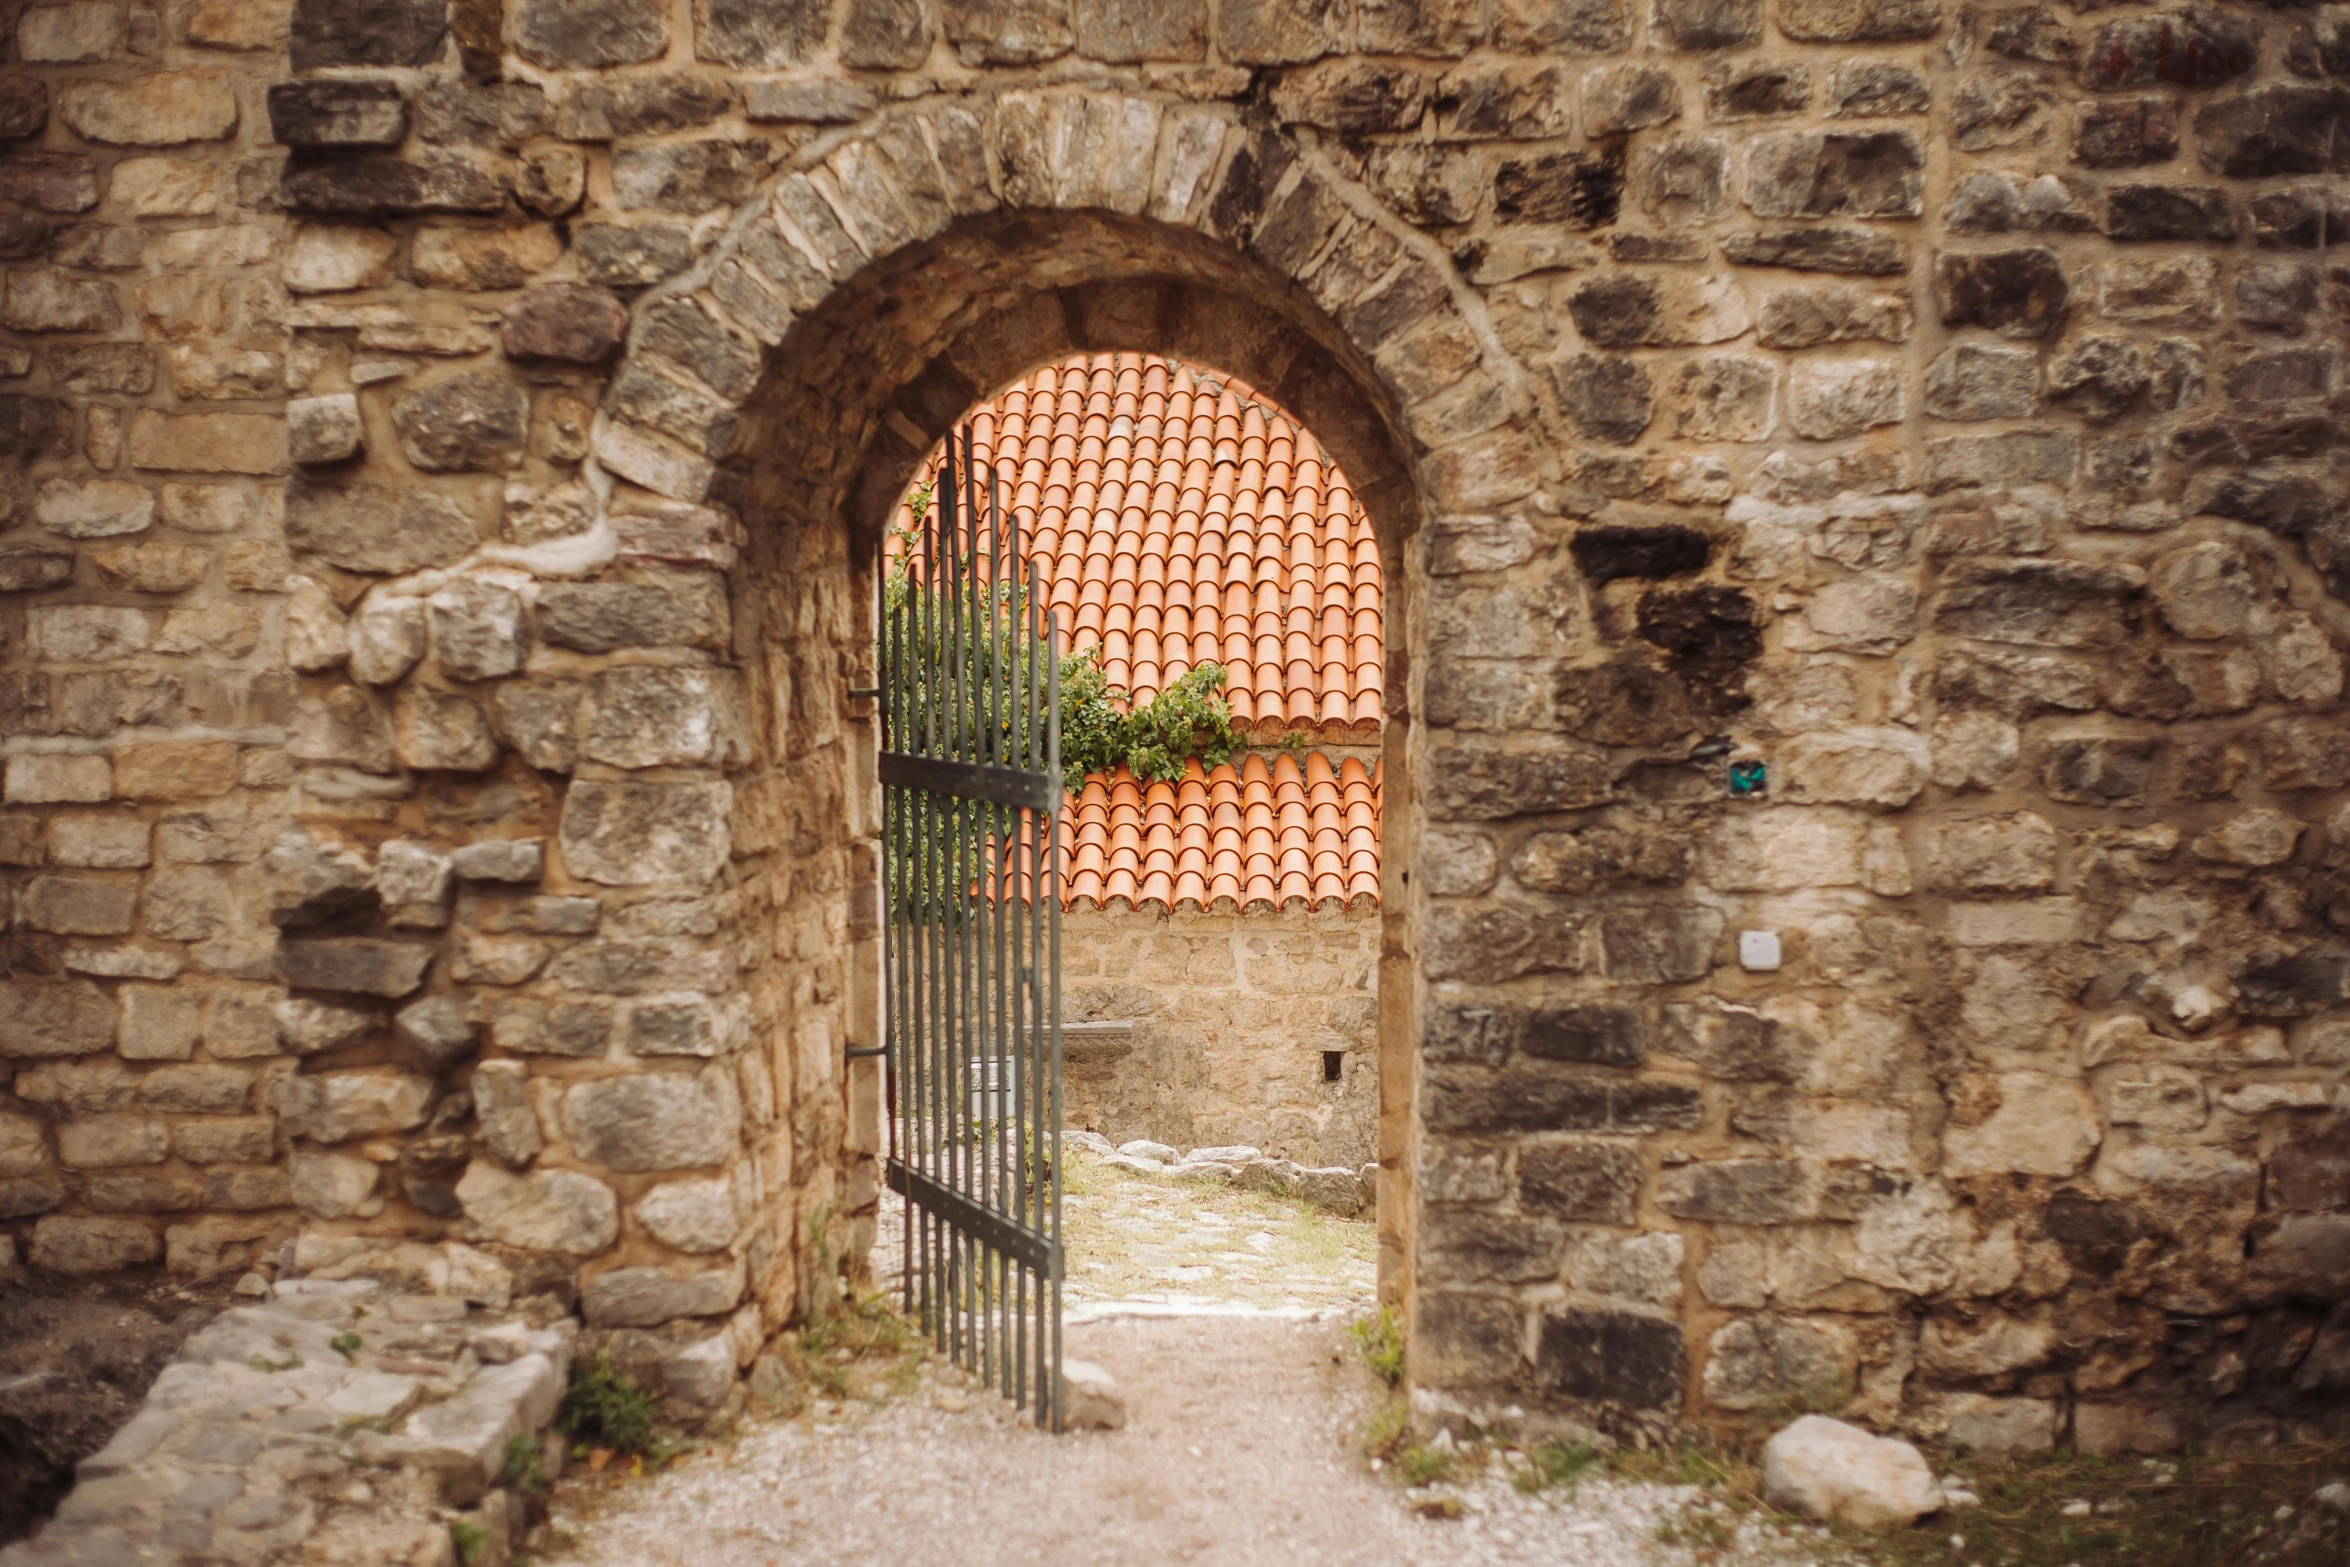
0,1261 -> 574,1567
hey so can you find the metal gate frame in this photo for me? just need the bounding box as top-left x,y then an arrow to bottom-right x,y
879,424 -> 1065,1430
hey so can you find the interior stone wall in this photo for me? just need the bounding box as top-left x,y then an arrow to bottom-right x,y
1061,900 -> 1380,1169
0,0 -> 2346,1450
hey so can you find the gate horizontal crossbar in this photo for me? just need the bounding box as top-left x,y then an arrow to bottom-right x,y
887,1158 -> 1063,1280
880,751 -> 1059,812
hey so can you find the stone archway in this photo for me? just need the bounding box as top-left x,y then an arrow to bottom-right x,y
566,96 -> 1500,1335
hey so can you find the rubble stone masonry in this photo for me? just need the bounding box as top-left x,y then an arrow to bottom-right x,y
0,0 -> 2346,1447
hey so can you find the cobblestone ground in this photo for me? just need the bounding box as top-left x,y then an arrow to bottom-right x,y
540,1148 -> 1841,1567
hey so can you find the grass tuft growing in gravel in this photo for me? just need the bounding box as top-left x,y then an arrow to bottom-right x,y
1350,1306 -> 1404,1387
786,1291 -> 927,1405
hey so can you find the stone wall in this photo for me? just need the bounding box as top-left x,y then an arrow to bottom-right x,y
1062,900 -> 1379,1169
0,0 -> 2345,1450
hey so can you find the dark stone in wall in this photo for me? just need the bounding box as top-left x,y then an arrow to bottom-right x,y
2106,183 -> 2236,241
1553,354 -> 1654,445
2075,98 -> 2180,167
415,83 -> 551,149
2238,946 -> 2350,1020
1655,0 -> 1760,51
1415,1292 -> 1525,1386
0,395 -> 72,460
1935,247 -> 2068,338
1722,227 -> 1906,274
1424,1003 -> 1517,1066
2195,86 -> 2350,177
2046,1191 -> 2156,1278
514,0 -> 669,70
0,152 -> 100,214
1659,1158 -> 1810,1223
0,212 -> 52,258
1636,584 -> 1761,665
267,81 -> 409,149
291,0 -> 448,70
1566,275 -> 1661,348
2041,735 -> 2157,804
1492,0 -> 1629,52
1423,1065 -> 1701,1135
1519,1141 -> 1640,1224
1830,62 -> 1928,117
0,76 -> 48,141
1556,658 -> 1695,745
280,155 -> 506,216
1708,61 -> 1809,119
503,285 -> 630,364
1990,4 -> 2077,67
2081,7 -> 2260,92
1777,0 -> 1943,43
1537,1307 -> 1684,1410
696,0 -> 830,67
1522,1002 -> 1645,1066
1421,1211 -> 1564,1283
1493,148 -> 1623,228
842,0 -> 935,67
1421,743 -> 1615,821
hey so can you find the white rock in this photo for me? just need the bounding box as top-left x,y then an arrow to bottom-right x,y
1116,1140 -> 1178,1163
1185,1145 -> 1261,1164
1059,1358 -> 1125,1431
1762,1415 -> 1944,1528
286,575 -> 350,672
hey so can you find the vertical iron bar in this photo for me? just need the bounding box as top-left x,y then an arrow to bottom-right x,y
1045,603 -> 1063,1432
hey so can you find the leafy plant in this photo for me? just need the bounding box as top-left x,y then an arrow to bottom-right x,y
556,1354 -> 663,1458
1350,1307 -> 1405,1387
1057,649 -> 1246,792
883,485 -> 1247,804
449,1521 -> 487,1565
503,1433 -> 550,1496
329,1331 -> 362,1359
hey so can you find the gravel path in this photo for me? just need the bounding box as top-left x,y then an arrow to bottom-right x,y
542,1150 -> 1839,1567
540,1313 -> 1842,1567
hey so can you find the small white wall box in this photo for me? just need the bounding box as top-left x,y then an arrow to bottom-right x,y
1738,930 -> 1782,971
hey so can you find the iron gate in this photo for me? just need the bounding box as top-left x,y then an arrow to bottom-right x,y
880,424 -> 1065,1429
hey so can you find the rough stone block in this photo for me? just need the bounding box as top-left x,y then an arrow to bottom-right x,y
1935,248 -> 2068,338
581,1261 -> 746,1327
1535,1306 -> 1683,1409
560,778 -> 732,886
454,1161 -> 617,1254
278,939 -> 435,999
563,1070 -> 739,1172
290,0 -> 448,68
1518,1142 -> 1639,1225
267,80 -> 407,148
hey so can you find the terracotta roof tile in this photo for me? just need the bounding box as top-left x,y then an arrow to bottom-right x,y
893,352 -> 1384,743
1062,752 -> 1382,914
897,353 -> 1385,914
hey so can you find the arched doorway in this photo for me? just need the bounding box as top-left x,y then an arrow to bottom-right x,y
617,191 -> 1439,1329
